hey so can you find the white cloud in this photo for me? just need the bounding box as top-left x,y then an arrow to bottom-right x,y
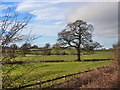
16,2 -> 49,12
67,2 -> 118,38
16,1 -> 118,38
55,21 -> 63,25
16,1 -> 64,21
21,23 -> 64,36
30,7 -> 64,20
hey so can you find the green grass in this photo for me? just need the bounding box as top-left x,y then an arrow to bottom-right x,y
5,50 -> 113,88
14,50 -> 113,62
81,50 -> 113,60
9,60 -> 112,87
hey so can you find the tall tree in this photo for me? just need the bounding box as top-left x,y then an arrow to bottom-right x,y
58,20 -> 94,61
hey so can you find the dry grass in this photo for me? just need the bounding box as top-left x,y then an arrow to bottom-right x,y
51,49 -> 119,88
81,65 -> 118,88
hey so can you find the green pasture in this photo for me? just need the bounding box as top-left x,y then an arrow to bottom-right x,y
29,48 -> 77,55
7,60 -> 112,88
14,50 -> 113,62
4,50 -> 113,88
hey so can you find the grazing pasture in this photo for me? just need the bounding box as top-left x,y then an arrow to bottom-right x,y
7,60 -> 112,88
14,50 -> 113,62
4,50 -> 113,88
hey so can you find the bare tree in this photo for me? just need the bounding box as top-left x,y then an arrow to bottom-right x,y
10,44 -> 19,49
0,7 -> 40,88
52,43 -> 61,49
6,44 -> 19,58
44,43 -> 50,48
91,42 -> 103,50
31,45 -> 38,49
84,42 -> 103,54
52,43 -> 61,55
57,20 -> 94,61
20,43 -> 31,56
42,43 -> 51,55
0,8 -> 32,46
113,42 -> 120,50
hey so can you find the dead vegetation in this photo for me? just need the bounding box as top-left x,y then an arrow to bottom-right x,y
52,45 -> 119,88
52,65 -> 118,88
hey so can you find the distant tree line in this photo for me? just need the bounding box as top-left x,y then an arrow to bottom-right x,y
3,40 -> 103,57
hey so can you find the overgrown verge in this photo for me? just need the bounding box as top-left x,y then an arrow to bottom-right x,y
51,64 -> 118,88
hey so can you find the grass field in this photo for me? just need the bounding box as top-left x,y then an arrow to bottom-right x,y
9,60 -> 112,87
5,50 -> 113,88
14,50 -> 113,62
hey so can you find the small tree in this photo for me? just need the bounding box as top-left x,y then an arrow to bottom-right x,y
44,43 -> 50,48
31,45 -> 38,49
10,44 -> 19,49
52,43 -> 61,55
84,42 -> 103,54
42,43 -> 51,55
58,20 -> 94,61
20,43 -> 31,56
91,42 -> 103,50
7,44 -> 19,58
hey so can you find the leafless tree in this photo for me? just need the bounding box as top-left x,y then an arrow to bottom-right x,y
52,43 -> 61,55
31,45 -> 38,49
113,42 -> 120,50
52,43 -> 61,49
10,44 -> 19,49
0,7 -> 40,88
0,8 -> 32,46
44,43 -> 50,48
91,42 -> 103,50
58,20 -> 94,61
42,43 -> 51,55
20,43 -> 31,56
84,42 -> 103,54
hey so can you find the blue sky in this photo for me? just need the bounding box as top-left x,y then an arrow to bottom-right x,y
1,1 -> 118,48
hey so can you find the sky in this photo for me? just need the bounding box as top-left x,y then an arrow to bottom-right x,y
1,0 -> 118,49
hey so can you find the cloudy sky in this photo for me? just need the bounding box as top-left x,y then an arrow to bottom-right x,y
1,0 -> 118,48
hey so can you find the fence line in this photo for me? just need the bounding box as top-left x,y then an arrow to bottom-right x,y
4,59 -> 112,64
12,65 -> 109,89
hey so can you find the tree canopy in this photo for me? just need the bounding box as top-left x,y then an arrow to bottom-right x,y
57,20 -> 94,61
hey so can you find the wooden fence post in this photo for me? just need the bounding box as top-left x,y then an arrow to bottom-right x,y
37,81 -> 41,89
63,75 -> 66,81
40,81 -> 41,89
51,78 -> 53,88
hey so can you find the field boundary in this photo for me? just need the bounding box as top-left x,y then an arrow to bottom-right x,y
3,59 -> 112,64
39,59 -> 112,62
12,65 -> 109,89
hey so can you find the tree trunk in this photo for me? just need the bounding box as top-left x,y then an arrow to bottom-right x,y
77,48 -> 81,61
